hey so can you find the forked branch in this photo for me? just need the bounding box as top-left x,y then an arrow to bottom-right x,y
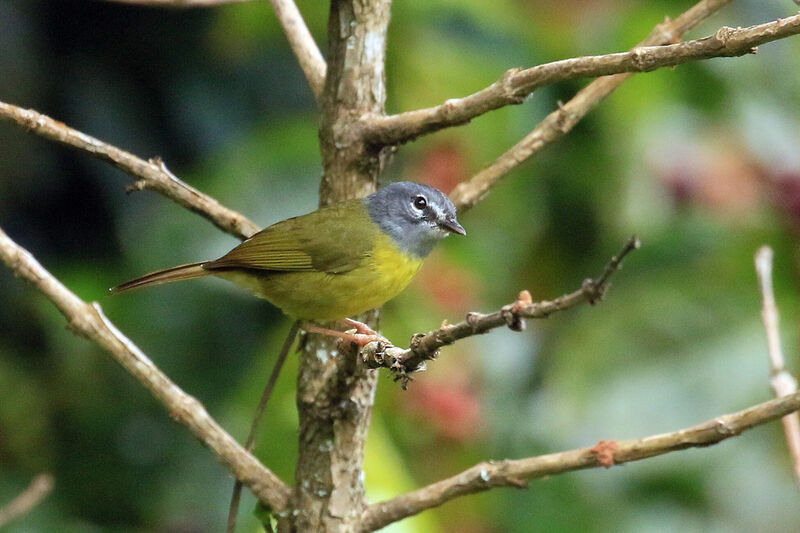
0,226 -> 290,512
361,237 -> 640,384
360,389 -> 800,532
449,0 -> 735,211
363,10 -> 799,146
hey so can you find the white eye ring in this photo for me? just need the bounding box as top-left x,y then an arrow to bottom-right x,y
412,195 -> 427,210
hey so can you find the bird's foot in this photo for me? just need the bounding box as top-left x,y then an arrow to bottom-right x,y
303,319 -> 388,348
341,318 -> 388,347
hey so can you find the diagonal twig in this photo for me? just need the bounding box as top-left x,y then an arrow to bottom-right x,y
269,0 -> 327,100
0,100 -> 260,240
0,226 -> 290,512
754,246 -> 800,484
361,236 -> 640,384
359,389 -> 800,532
105,0 -> 252,6
449,0 -> 735,211
108,0 -> 327,99
227,320 -> 301,533
0,474 -> 54,528
362,1 -> 796,146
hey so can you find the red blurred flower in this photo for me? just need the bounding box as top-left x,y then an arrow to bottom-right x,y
414,142 -> 467,194
416,257 -> 480,314
652,136 -> 762,216
766,170 -> 800,233
404,375 -> 483,442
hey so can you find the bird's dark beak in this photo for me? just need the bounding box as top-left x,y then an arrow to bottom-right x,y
439,217 -> 466,236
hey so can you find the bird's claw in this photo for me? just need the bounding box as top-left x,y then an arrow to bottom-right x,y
341,318 -> 389,347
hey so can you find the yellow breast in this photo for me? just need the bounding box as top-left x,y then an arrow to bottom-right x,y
216,232 -> 423,321
308,231 -> 422,320
365,232 -> 424,303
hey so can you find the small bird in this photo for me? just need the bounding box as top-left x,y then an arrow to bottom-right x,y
112,182 -> 465,328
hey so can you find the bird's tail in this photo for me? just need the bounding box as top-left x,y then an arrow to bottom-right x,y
110,262 -> 209,294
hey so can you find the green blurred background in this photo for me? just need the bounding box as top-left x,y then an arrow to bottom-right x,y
2,0 -> 800,531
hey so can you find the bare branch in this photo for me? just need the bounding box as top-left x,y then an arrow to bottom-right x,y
0,100 -> 260,240
0,227 -> 290,512
106,0 -> 327,106
361,237 -> 640,384
0,474 -> 54,528
360,389 -> 800,532
449,0 -> 735,211
363,2 -> 798,146
269,0 -> 327,100
227,321 -> 300,533
755,246 -> 800,483
105,0 -> 253,7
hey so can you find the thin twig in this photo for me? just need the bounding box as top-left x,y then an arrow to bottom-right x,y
0,100 -> 259,240
449,0 -> 735,211
227,320 -> 301,533
359,389 -> 800,532
755,246 -> 800,484
269,0 -> 327,100
361,237 -> 640,384
0,226 -> 290,512
105,0 -> 252,6
111,0 -> 326,99
0,473 -> 54,528
363,4 -> 795,146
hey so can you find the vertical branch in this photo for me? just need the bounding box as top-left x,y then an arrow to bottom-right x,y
290,0 -> 392,531
317,0 -> 393,204
755,246 -> 800,484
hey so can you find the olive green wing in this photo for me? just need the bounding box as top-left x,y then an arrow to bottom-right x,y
205,200 -> 375,274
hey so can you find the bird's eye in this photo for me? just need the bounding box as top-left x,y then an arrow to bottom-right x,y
412,195 -> 427,210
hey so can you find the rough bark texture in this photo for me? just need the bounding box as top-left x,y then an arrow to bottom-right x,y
288,1 -> 392,531
318,0 -> 392,205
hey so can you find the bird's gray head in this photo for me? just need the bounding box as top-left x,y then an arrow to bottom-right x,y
365,181 -> 466,258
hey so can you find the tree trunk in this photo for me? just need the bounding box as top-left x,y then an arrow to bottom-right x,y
286,1 -> 392,531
